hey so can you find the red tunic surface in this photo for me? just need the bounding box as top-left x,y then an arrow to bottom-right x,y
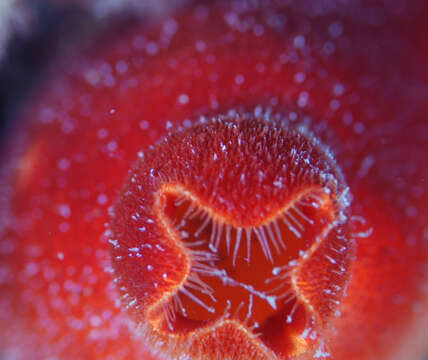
0,1 -> 427,359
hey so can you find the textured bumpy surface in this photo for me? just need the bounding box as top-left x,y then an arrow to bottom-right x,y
109,114 -> 353,359
0,1 -> 427,360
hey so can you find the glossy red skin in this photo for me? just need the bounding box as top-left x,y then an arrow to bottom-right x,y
0,1 -> 427,360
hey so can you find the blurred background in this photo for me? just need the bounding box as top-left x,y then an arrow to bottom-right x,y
1,0 -> 427,145
0,0 -> 190,144
1,0 -> 428,143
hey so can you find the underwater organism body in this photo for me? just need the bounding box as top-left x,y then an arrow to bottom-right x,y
0,1 -> 427,360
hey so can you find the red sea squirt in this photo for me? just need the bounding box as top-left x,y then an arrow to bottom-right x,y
0,1 -> 427,360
